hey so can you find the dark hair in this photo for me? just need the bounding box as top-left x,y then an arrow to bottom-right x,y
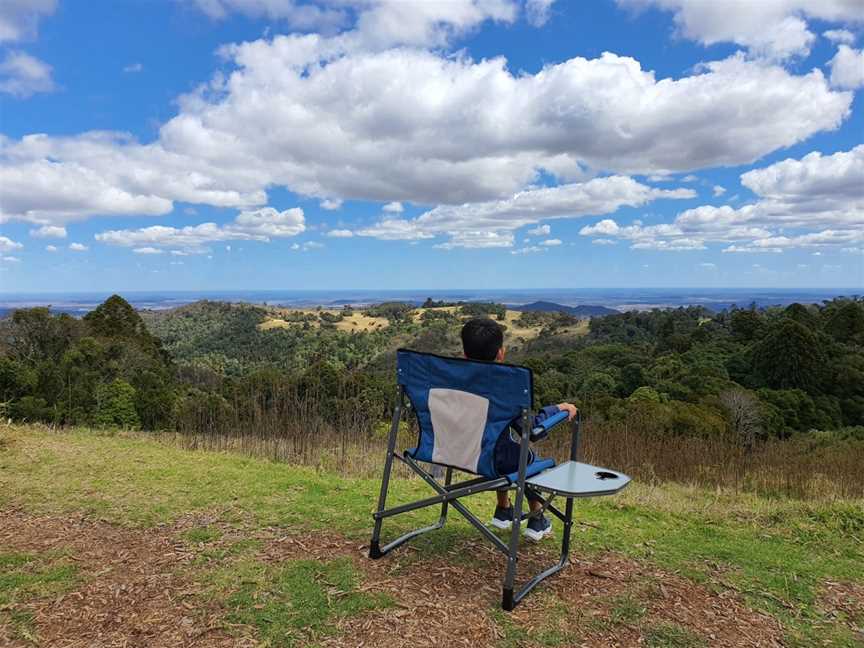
461,317 -> 504,362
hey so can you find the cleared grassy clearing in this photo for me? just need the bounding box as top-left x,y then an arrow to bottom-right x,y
1,424 -> 861,647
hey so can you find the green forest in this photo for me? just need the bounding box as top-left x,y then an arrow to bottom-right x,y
1,294 -> 862,448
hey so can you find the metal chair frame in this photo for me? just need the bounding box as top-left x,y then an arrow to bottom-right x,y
369,384 -> 585,610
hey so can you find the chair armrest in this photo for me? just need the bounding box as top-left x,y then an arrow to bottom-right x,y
530,410 -> 569,441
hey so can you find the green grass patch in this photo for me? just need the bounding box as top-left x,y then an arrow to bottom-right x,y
0,550 -> 79,644
643,623 -> 707,648
212,557 -> 392,647
3,424 -> 864,646
182,526 -> 222,544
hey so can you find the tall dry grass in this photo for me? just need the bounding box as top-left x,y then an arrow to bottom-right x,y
161,387 -> 863,500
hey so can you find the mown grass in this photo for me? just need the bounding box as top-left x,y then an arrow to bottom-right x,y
203,557 -> 393,647
1,423 -> 862,646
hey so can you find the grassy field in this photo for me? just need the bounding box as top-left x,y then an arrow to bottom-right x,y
1,423 -> 862,647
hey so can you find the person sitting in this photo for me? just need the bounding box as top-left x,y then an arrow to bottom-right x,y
460,317 -> 577,541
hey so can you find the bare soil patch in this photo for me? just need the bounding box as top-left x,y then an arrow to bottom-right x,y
259,533 -> 786,648
1,510 -> 787,648
0,509 -> 243,648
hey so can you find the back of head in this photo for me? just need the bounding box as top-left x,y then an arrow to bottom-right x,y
461,317 -> 504,362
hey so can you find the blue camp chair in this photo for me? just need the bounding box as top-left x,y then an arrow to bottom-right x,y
370,349 -> 631,610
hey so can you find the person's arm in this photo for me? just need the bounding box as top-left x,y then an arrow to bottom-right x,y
530,403 -> 578,441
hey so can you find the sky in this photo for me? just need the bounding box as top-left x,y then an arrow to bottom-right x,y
0,0 -> 862,293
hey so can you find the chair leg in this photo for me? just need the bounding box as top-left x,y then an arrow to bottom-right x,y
370,388 -> 402,559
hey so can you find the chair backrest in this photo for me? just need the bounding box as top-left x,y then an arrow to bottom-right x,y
397,349 -> 533,478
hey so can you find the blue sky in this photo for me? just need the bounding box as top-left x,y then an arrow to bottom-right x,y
0,0 -> 862,292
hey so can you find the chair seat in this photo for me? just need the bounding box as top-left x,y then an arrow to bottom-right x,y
404,449 -> 554,483
526,460 -> 631,497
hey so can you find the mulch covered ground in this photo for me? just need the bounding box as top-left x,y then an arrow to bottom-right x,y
0,509 -> 803,647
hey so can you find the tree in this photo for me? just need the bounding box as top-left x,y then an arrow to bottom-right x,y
720,389 -> 762,450
94,379 -> 140,428
753,319 -> 825,392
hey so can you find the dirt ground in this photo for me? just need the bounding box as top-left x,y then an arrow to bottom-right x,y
0,509 -> 809,647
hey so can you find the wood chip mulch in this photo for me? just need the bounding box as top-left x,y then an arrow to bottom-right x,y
0,508 -> 247,648
1,509 -> 789,648
819,580 -> 864,639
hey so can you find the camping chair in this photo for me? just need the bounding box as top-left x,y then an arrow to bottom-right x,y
369,349 -> 631,610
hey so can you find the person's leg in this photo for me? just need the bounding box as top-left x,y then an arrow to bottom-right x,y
497,488 -> 510,508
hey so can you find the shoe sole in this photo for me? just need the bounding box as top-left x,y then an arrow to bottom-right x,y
490,518 -> 513,530
523,525 -> 553,542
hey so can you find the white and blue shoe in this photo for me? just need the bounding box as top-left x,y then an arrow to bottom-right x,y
524,514 -> 552,542
491,505 -> 514,530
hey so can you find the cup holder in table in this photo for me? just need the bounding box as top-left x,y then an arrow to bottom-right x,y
594,471 -> 619,481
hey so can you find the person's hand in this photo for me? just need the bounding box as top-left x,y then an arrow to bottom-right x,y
557,402 -> 578,421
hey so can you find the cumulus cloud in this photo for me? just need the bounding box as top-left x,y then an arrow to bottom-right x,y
583,145 -> 864,253
0,235 -> 23,251
829,45 -> 864,90
0,0 -> 56,43
511,245 -> 545,255
45,244 -> 57,252
824,29 -> 856,45
1,255 -> 21,263
0,35 -> 852,228
357,175 -> 693,248
326,228 -> 354,237
382,201 -> 403,213
540,238 -> 562,246
133,247 -> 163,254
527,224 -> 550,235
319,198 -> 342,210
591,238 -> 617,245
525,0 -> 556,27
69,242 -> 88,251
96,206 -> 305,253
0,50 -> 56,98
29,224 -> 66,238
712,185 -> 726,196
617,0 -> 864,60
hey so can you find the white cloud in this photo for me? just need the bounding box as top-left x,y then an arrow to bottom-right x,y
319,198 -> 343,210
511,245 -> 545,255
123,62 -> 143,73
0,235 -> 23,251
0,50 -> 56,98
326,228 -> 354,237
0,0 -> 56,43
96,206 -> 305,253
527,224 -> 550,235
824,29 -> 856,45
302,240 -> 323,250
617,0 -> 864,60
1,255 -> 21,263
525,0 -> 556,27
69,242 -> 88,251
45,244 -> 57,252
382,201 -> 404,213
681,174 -> 698,182
712,185 -> 726,196
587,145 -> 864,253
133,247 -> 163,254
540,238 -> 562,246
357,175 -> 693,248
1,39 -> 852,229
29,224 -> 66,238
591,238 -> 617,245
189,0 -> 517,49
829,45 -> 864,90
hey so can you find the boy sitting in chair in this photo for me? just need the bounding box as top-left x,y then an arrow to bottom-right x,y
460,318 -> 578,541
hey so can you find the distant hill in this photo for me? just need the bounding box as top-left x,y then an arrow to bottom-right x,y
508,301 -> 618,317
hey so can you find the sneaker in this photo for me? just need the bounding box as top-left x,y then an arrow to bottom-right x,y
524,514 -> 552,542
490,505 -> 514,530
